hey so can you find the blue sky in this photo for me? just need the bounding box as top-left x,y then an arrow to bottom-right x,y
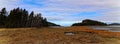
0,0 -> 120,26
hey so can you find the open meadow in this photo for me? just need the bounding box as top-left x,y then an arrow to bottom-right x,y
0,26 -> 120,44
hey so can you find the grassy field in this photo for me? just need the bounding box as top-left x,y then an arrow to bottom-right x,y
0,26 -> 120,44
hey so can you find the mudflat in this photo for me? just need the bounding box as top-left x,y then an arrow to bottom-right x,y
0,26 -> 120,44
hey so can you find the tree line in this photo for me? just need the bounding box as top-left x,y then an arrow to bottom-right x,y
72,19 -> 108,26
0,7 -> 59,28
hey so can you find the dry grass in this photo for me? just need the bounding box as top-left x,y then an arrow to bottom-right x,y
0,26 -> 120,44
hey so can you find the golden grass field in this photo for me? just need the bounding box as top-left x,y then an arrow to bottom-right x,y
0,26 -> 120,44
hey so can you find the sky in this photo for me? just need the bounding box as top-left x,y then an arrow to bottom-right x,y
0,0 -> 120,26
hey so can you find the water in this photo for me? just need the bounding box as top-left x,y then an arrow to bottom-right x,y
91,25 -> 120,32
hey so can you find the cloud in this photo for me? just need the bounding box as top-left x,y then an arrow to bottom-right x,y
96,10 -> 120,22
0,0 -> 120,26
0,0 -> 22,9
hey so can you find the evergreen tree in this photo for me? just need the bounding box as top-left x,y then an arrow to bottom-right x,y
33,13 -> 42,27
7,7 -> 22,27
42,18 -> 49,27
0,7 -> 59,28
0,8 -> 7,27
21,9 -> 28,27
28,11 -> 34,27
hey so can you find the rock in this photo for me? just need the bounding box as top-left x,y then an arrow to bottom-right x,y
64,32 -> 75,36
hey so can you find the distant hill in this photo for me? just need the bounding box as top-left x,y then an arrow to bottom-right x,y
47,22 -> 61,26
72,19 -> 108,26
109,23 -> 120,25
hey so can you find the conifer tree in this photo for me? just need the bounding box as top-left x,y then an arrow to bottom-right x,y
0,8 -> 7,27
0,7 -> 60,28
28,11 -> 34,27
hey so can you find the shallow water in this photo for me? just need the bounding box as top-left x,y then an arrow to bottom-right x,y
91,26 -> 120,32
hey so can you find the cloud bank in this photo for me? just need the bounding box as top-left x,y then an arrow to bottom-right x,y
0,0 -> 120,26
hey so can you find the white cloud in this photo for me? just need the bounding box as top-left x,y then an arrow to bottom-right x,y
42,0 -> 120,23
0,0 -> 120,26
0,0 -> 23,10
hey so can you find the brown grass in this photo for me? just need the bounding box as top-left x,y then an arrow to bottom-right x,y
0,26 -> 120,44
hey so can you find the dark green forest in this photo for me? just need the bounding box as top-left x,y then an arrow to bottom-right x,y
0,8 -> 59,28
72,19 -> 108,26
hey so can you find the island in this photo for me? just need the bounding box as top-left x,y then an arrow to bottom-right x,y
72,19 -> 108,26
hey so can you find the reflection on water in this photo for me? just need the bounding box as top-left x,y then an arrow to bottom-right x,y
91,26 -> 120,32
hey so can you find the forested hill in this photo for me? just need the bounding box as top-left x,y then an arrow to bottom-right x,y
0,8 -> 59,28
72,19 -> 108,26
109,23 -> 120,25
